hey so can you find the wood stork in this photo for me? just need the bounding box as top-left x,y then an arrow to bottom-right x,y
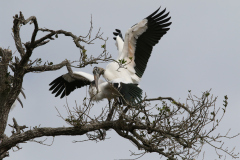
93,7 -> 171,87
49,70 -> 142,105
49,7 -> 171,105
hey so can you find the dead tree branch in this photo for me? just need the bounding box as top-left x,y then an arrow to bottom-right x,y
0,11 -> 238,160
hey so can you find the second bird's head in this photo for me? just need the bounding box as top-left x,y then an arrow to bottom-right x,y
92,67 -> 105,92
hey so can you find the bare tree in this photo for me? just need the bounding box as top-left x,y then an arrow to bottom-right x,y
0,12 -> 239,160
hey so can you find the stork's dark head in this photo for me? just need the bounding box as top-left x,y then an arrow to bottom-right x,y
93,66 -> 105,76
92,67 -> 105,93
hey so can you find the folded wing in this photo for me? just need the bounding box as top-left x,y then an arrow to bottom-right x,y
113,82 -> 142,105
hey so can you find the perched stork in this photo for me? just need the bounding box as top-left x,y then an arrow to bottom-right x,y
49,7 -> 171,105
93,7 -> 171,87
49,70 -> 142,105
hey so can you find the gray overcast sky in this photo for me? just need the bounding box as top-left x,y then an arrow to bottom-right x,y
1,0 -> 240,159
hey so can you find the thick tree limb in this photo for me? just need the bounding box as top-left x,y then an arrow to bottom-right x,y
0,117 -> 187,158
0,121 -> 149,155
1,11 -> 238,160
0,122 -> 112,155
25,60 -> 70,73
13,14 -> 26,57
37,28 -> 85,50
0,48 -> 15,137
0,151 -> 9,159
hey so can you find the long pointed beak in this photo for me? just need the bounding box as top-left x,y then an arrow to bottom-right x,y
93,72 -> 100,93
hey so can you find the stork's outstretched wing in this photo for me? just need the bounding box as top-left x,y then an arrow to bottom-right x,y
49,71 -> 93,98
120,7 -> 172,78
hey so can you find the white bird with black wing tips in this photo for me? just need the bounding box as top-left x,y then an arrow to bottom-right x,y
93,7 -> 171,86
49,7 -> 171,104
49,69 -> 142,105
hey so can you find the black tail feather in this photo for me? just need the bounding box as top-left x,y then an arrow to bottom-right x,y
113,83 -> 142,105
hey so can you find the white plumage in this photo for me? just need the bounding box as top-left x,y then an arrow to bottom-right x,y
49,70 -> 142,104
99,7 -> 171,85
49,7 -> 171,104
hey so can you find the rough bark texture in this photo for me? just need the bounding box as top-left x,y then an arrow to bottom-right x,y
0,12 -> 79,159
0,121 -> 113,155
0,48 -> 14,137
0,11 -> 237,160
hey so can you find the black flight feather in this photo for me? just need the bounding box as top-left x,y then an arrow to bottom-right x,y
133,7 -> 172,78
113,29 -> 124,41
49,74 -> 91,99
